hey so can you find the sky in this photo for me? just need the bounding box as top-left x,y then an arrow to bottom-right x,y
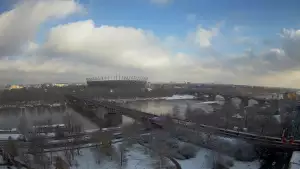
0,0 -> 300,88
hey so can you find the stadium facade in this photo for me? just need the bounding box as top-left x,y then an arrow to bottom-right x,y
86,76 -> 148,89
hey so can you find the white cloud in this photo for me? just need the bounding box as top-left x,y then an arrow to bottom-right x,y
233,25 -> 247,32
280,28 -> 300,63
37,20 -> 230,83
40,20 -> 172,69
192,25 -> 220,48
1,0 -> 300,88
0,0 -> 82,58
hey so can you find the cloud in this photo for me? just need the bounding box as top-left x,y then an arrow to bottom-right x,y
233,25 -> 248,33
0,0 -> 82,58
36,20 -> 231,83
1,0 -> 300,88
189,24 -> 221,48
280,28 -> 300,63
233,36 -> 257,46
39,20 -> 172,69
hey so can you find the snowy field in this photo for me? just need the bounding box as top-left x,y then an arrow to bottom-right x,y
177,147 -> 260,169
41,142 -> 176,169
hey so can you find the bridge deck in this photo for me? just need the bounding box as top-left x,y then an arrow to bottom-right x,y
66,95 -> 300,151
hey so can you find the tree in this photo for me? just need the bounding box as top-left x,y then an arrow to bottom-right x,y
121,122 -> 143,147
177,144 -> 197,159
213,153 -> 233,169
172,105 -> 181,118
55,126 -> 65,139
118,143 -> 128,167
18,112 -> 30,138
92,131 -> 114,158
55,156 -> 70,169
185,103 -> 193,118
5,137 -> 18,158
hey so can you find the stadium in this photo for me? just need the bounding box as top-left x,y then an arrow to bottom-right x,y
86,76 -> 148,89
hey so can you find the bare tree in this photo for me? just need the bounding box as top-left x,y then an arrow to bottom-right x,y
18,112 -> 31,138
121,122 -> 143,147
212,153 -> 233,169
28,136 -> 51,169
19,152 -> 32,168
92,131 -> 114,158
55,156 -> 70,169
63,113 -> 83,135
4,137 -> 19,158
172,105 -> 181,118
117,143 -> 128,168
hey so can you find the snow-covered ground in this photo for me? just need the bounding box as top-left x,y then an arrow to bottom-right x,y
177,145 -> 260,169
290,151 -> 300,169
44,143 -> 175,169
0,155 -> 26,169
163,95 -> 196,100
0,128 -> 17,132
0,133 -> 23,140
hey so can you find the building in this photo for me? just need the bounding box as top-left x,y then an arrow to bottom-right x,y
86,76 -> 148,90
8,85 -> 24,90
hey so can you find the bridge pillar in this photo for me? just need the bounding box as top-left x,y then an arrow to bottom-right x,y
240,97 -> 249,109
105,107 -> 122,127
269,100 -> 279,112
257,100 -> 266,107
207,94 -> 216,101
95,107 -> 107,119
222,96 -> 232,103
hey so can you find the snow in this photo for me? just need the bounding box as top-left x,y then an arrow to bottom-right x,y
33,124 -> 65,128
45,143 -> 175,169
85,129 -> 100,133
0,133 -> 23,140
291,151 -> 300,165
187,101 -> 223,114
273,115 -> 281,123
178,148 -> 214,169
102,127 -> 121,132
164,95 -> 196,100
230,160 -> 261,169
0,128 -> 17,132
290,151 -> 300,169
290,163 -> 300,169
177,146 -> 260,169
201,101 -> 223,105
232,113 -> 243,119
37,132 -> 56,137
51,103 -> 61,107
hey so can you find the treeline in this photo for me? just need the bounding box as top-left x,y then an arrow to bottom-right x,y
0,86 -> 193,104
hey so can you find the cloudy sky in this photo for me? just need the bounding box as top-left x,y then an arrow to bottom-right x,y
0,0 -> 300,87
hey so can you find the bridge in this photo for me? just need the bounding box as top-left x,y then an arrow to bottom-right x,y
190,89 -> 298,109
65,94 -> 157,123
65,94 -> 300,151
